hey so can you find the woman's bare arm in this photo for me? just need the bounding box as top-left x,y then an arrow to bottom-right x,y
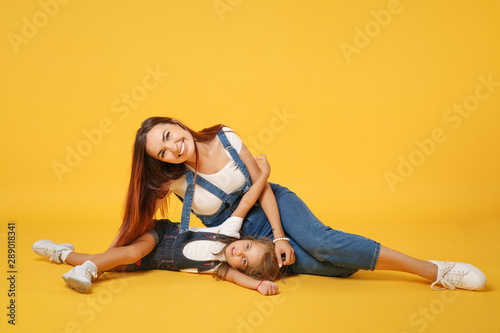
238,144 -> 295,267
231,154 -> 270,219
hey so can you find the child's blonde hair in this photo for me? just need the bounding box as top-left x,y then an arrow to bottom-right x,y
213,236 -> 281,281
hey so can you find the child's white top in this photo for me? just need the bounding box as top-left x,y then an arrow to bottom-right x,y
180,215 -> 242,273
169,127 -> 246,216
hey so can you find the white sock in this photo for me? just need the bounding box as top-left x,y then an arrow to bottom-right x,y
60,250 -> 72,263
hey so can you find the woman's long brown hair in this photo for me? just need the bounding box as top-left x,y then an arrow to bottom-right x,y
114,117 -> 224,247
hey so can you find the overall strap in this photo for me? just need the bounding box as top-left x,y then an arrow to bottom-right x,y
179,169 -> 230,233
179,171 -> 195,233
216,131 -> 251,183
176,231 -> 236,273
192,175 -> 228,201
179,231 -> 235,244
178,130 -> 252,233
194,232 -> 235,273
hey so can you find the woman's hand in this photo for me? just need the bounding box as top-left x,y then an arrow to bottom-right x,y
257,280 -> 280,295
274,240 -> 295,267
254,153 -> 270,176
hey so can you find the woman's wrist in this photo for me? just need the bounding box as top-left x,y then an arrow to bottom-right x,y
273,237 -> 290,244
271,227 -> 285,238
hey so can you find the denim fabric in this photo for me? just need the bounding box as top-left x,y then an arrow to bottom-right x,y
241,184 -> 381,276
126,219 -> 179,272
178,130 -> 251,233
177,132 -> 381,277
126,219 -> 234,273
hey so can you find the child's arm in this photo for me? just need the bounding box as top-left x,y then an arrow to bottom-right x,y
231,154 -> 270,219
224,268 -> 279,296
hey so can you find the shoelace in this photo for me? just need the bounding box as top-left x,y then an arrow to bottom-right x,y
74,266 -> 95,283
38,243 -> 60,263
431,262 -> 468,290
82,264 -> 98,279
47,248 -> 57,262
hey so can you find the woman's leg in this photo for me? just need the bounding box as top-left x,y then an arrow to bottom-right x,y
65,232 -> 156,272
287,238 -> 359,277
268,184 -> 486,289
375,246 -> 438,281
273,187 -> 434,280
376,246 -> 487,290
269,184 -> 380,272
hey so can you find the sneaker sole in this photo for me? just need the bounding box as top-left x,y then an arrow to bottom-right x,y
62,273 -> 91,293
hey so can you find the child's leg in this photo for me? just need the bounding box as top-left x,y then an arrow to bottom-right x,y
61,232 -> 156,294
65,232 -> 156,272
374,246 -> 438,281
64,252 -> 94,266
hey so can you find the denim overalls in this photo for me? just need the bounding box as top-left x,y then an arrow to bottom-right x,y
177,131 -> 252,233
176,131 -> 381,277
127,219 -> 234,273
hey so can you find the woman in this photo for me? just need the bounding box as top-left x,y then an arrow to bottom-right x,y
111,117 -> 486,291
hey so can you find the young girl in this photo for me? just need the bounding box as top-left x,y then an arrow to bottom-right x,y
33,155 -> 282,295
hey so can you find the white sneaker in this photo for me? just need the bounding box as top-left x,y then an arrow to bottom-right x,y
429,260 -> 486,291
62,261 -> 98,293
32,239 -> 74,264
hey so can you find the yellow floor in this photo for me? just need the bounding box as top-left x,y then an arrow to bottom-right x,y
2,0 -> 500,332
2,210 -> 499,333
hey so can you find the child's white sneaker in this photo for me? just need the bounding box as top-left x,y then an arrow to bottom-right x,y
429,260 -> 486,291
32,239 -> 74,263
62,261 -> 98,293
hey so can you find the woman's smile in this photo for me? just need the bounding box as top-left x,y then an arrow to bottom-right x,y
178,140 -> 185,157
145,123 -> 195,164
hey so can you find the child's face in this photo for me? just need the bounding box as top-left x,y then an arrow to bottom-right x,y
225,240 -> 265,272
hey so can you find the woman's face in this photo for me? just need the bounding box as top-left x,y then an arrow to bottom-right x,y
145,123 -> 196,164
225,240 -> 265,272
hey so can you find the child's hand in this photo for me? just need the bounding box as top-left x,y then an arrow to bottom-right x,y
254,154 -> 270,176
257,280 -> 279,296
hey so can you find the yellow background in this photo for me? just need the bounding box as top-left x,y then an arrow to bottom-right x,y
1,0 -> 499,332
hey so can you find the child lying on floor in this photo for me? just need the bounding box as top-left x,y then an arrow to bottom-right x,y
33,154 -> 281,295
